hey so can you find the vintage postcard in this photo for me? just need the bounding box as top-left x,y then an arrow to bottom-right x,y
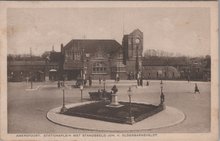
0,1 -> 218,141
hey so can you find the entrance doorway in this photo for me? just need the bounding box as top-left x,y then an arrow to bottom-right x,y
49,69 -> 57,81
66,69 -> 81,80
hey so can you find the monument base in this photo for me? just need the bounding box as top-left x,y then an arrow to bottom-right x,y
126,116 -> 135,125
60,106 -> 67,114
106,93 -> 124,108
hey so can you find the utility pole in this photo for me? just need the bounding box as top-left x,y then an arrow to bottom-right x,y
30,48 -> 33,89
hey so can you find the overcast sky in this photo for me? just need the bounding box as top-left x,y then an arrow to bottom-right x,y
7,8 -> 210,57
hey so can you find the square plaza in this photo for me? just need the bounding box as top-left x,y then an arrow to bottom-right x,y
7,80 -> 210,133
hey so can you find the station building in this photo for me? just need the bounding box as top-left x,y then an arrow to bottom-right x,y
61,29 -> 143,80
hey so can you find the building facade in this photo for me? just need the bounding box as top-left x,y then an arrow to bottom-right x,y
62,29 -> 144,80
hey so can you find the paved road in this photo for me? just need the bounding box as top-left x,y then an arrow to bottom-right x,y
7,80 -> 210,133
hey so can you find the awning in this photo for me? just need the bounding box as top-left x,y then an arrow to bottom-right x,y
49,69 -> 57,72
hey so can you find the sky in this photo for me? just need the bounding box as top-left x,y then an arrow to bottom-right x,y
7,7 -> 210,57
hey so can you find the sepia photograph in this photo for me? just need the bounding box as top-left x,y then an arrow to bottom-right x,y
0,1 -> 218,141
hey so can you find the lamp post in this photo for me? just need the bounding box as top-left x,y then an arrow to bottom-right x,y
60,87 -> 67,113
158,70 -> 163,84
160,81 -> 165,106
160,82 -> 163,94
80,85 -> 84,102
127,87 -> 135,124
103,78 -> 106,91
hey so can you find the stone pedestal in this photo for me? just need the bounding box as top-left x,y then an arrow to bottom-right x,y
106,93 -> 123,108
111,94 -> 119,105
126,116 -> 135,125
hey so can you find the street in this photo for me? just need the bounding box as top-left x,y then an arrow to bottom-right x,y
7,80 -> 210,133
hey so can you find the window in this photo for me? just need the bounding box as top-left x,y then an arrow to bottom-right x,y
115,62 -> 125,72
73,52 -> 81,60
92,62 -> 107,74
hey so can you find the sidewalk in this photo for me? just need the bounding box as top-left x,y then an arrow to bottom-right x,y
47,102 -> 185,132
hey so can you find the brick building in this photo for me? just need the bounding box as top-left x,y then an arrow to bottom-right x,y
61,29 -> 143,80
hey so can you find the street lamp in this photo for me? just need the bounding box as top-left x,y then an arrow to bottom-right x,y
160,81 -> 165,106
158,70 -> 163,84
80,85 -> 84,102
30,48 -> 33,89
160,81 -> 163,94
60,87 -> 67,113
127,87 -> 135,124
103,78 -> 106,91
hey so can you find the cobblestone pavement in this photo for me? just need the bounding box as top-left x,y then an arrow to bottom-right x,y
7,80 -> 210,133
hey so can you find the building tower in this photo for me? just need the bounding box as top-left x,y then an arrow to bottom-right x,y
122,29 -> 143,79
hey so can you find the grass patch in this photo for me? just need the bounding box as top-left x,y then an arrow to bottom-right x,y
63,101 -> 164,124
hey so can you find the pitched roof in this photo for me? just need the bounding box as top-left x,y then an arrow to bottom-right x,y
64,39 -> 122,54
8,61 -> 46,66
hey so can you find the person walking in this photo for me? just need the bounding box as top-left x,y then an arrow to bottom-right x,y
99,77 -> 101,84
89,76 -> 92,87
194,83 -> 200,94
115,73 -> 119,83
57,80 -> 60,88
146,81 -> 149,86
140,76 -> 143,86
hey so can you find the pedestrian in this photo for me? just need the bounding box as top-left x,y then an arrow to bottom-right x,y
146,81 -> 149,86
116,73 -> 119,83
57,80 -> 60,88
137,72 -> 140,86
99,77 -> 101,84
194,83 -> 200,94
89,76 -> 92,87
140,77 -> 143,86
117,76 -> 120,82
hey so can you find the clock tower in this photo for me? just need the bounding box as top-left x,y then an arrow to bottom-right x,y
122,29 -> 143,79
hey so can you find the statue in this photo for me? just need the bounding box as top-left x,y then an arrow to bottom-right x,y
106,85 -> 123,108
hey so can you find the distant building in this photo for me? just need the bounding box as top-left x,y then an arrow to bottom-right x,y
7,28 -> 210,82
142,57 -> 184,80
7,50 -> 61,82
8,61 -> 45,82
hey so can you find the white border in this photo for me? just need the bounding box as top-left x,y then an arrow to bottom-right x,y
0,1 -> 218,141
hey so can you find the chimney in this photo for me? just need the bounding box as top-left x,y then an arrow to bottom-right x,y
61,43 -> 64,53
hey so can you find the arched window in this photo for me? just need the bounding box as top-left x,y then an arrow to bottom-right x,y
92,62 -> 107,74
